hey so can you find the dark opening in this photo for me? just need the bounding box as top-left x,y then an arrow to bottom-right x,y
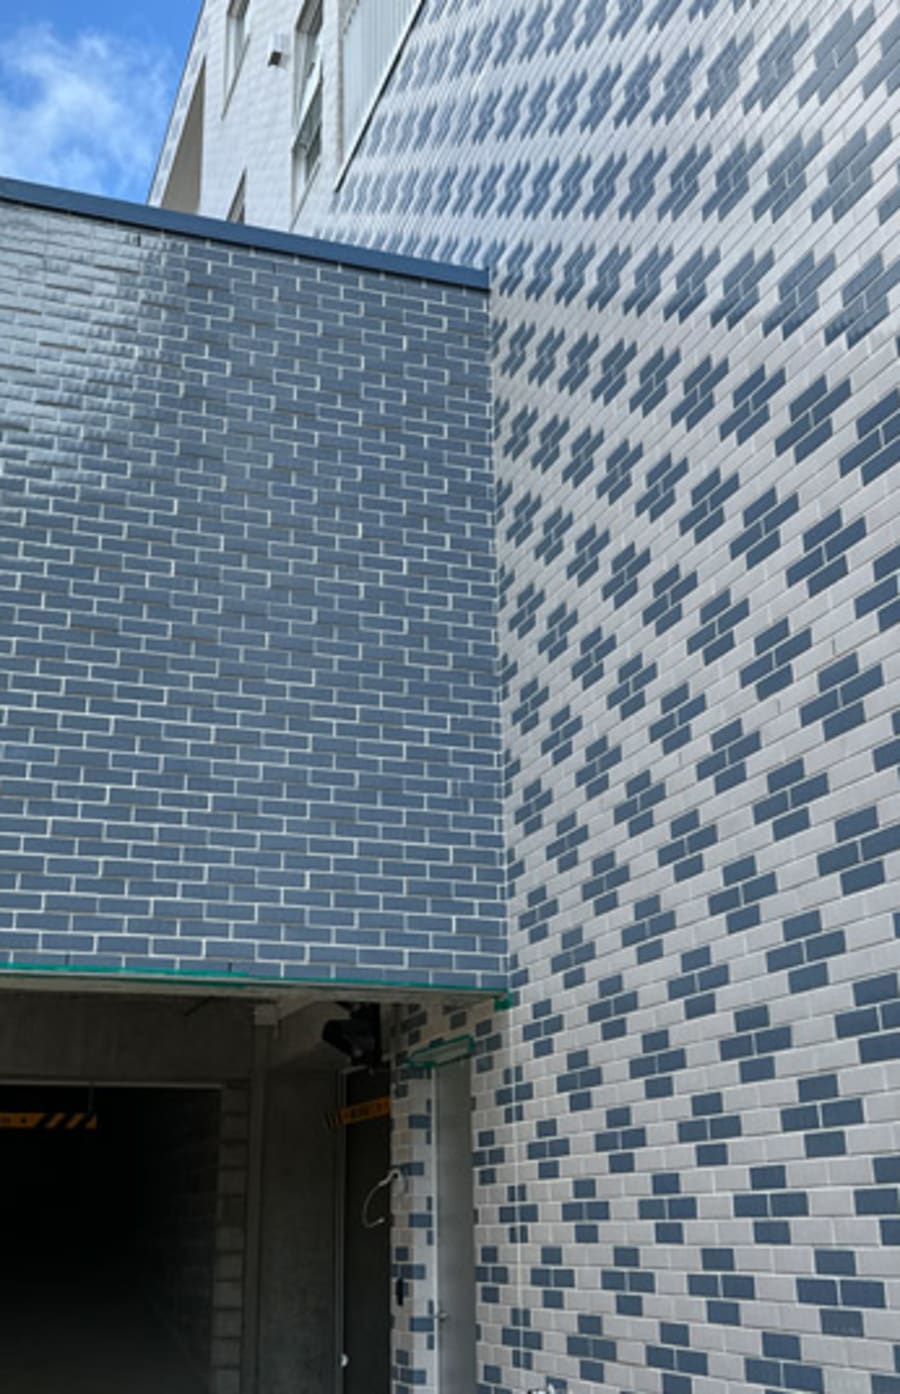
342,1067 -> 391,1394
0,1085 -> 220,1394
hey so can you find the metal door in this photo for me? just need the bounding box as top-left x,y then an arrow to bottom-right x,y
342,1068 -> 391,1394
435,1057 -> 477,1393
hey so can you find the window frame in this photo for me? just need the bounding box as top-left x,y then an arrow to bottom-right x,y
335,0 -> 425,190
224,0 -> 250,107
293,0 -> 323,130
291,79 -> 323,215
226,172 -> 247,223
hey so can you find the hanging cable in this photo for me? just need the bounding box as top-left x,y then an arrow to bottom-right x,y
361,1166 -> 406,1230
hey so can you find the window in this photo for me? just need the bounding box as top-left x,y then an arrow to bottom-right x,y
292,82 -> 322,211
340,0 -> 421,167
294,0 -> 323,126
225,0 -> 250,97
227,173 -> 246,223
159,63 -> 205,214
291,0 -> 323,212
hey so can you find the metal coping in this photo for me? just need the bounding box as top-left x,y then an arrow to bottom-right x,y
0,177 -> 490,292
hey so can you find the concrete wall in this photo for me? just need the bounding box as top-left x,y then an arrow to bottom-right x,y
214,1085 -> 253,1394
258,1072 -> 340,1393
0,192 -> 503,991
137,1090 -> 223,1377
0,991 -> 253,1081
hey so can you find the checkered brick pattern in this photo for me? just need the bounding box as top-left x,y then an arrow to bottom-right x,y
309,0 -> 900,1390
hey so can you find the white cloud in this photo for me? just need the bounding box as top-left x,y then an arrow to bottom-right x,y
0,24 -> 172,202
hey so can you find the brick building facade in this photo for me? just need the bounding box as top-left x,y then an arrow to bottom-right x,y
2,0 -> 900,1390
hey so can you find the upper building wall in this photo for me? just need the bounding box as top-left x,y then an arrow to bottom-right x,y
150,0 -> 423,234
0,190 -> 503,992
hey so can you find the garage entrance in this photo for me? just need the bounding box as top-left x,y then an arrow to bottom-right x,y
0,1084 -> 222,1393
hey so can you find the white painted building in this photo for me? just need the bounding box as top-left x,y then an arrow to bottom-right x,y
151,0 -> 423,233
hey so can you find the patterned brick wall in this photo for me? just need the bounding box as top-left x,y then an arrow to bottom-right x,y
0,197 -> 503,990
312,0 -> 900,1390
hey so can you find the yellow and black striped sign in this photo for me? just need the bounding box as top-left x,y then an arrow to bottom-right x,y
0,1111 -> 98,1132
324,1096 -> 390,1130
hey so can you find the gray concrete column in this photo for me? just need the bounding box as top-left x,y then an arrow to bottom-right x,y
239,1010 -> 274,1394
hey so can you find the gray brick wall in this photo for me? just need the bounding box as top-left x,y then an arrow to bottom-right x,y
0,198 -> 504,990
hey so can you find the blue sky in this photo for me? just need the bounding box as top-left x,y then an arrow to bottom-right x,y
0,1 -> 198,202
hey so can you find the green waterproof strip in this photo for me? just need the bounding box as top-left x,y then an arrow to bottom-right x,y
0,960 -> 505,998
406,1034 -> 476,1070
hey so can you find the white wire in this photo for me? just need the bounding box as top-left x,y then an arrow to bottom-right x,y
361,1165 -> 406,1229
